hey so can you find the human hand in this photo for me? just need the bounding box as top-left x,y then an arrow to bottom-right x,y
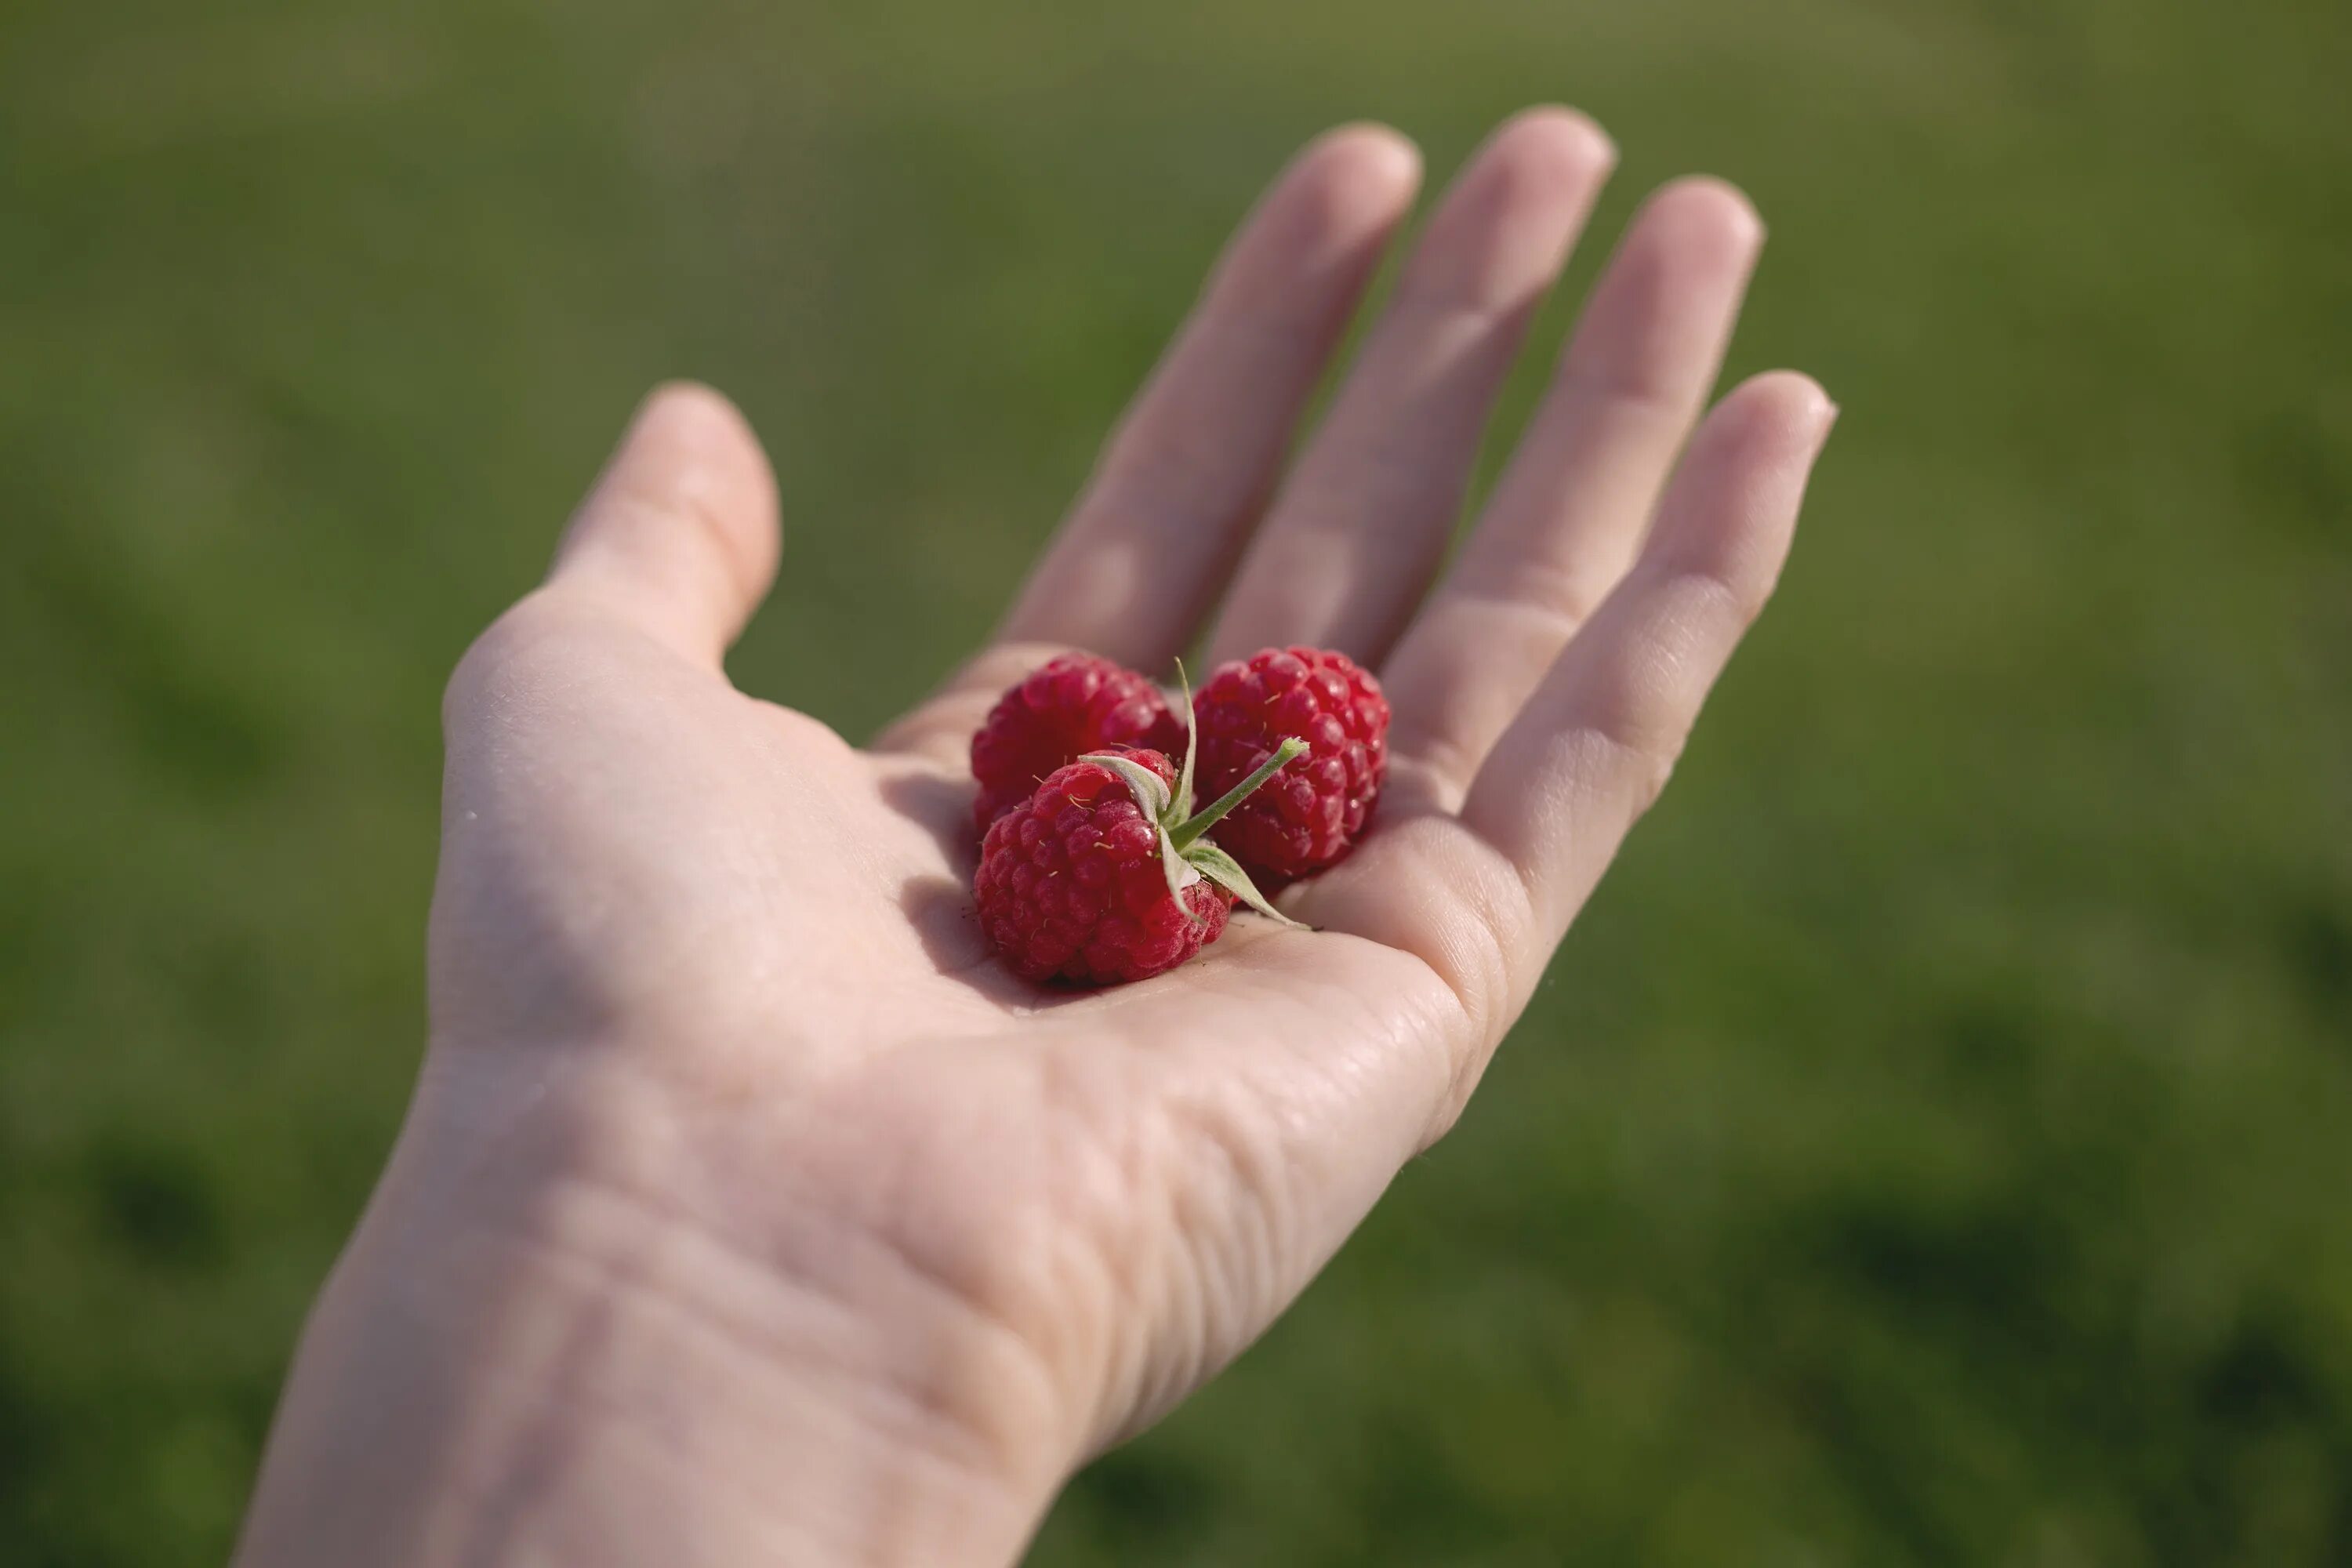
238,109 -> 1833,1567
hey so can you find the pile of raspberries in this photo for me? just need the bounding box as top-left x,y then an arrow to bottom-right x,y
968,648 -> 1389,985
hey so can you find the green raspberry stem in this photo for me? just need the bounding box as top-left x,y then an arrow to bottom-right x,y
1170,736 -> 1308,851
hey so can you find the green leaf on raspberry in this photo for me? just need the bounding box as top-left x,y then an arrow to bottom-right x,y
1171,659 -> 1200,819
1080,747 -> 1192,907
1185,842 -> 1308,930
1085,724 -> 1310,931
1156,822 -> 1200,906
1080,749 -> 1174,819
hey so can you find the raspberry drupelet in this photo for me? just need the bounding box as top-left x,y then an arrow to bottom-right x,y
1192,646 -> 1389,886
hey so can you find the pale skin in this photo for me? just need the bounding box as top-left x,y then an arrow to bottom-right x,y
236,110 -> 1834,1566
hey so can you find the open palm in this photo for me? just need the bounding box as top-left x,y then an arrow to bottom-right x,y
244,110 -> 1832,1566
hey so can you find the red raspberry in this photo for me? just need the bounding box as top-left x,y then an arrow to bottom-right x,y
975,750 -> 1231,985
973,724 -> 1310,986
1193,646 -> 1389,886
969,653 -> 1184,834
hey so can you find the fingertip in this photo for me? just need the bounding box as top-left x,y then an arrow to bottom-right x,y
594,379 -> 781,587
1650,371 -> 1834,587
1292,122 -> 1425,225
1395,105 -> 1617,314
1203,122 -> 1423,328
1316,120 -> 1423,174
1638,175 -> 1766,260
1493,104 -> 1620,180
548,381 -> 782,665
1451,105 -> 1620,216
1718,369 -> 1838,452
637,377 -> 750,430
629,380 -> 782,544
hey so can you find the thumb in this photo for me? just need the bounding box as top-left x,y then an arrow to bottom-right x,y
547,382 -> 782,668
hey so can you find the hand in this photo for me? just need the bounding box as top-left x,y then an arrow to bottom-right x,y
238,109 -> 1833,1568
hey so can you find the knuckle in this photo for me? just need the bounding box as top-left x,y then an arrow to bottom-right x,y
1655,556 -> 1769,630
1382,745 -> 1474,818
1692,561 -> 1771,627
593,488 -> 758,609
1627,747 -> 1679,815
1580,679 -> 1691,786
1600,720 -> 1686,816
1555,356 -> 1691,431
1454,554 -> 1610,639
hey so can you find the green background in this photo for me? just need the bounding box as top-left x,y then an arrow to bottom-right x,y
3,0 -> 2348,1562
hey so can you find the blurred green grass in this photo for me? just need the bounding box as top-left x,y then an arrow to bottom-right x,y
2,0 -> 2348,1562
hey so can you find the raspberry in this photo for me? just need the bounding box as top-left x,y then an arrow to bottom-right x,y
969,653 -> 1183,834
975,750 -> 1228,984
974,731 -> 1309,986
1192,646 -> 1389,886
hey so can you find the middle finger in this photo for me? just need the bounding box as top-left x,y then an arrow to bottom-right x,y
1206,107 -> 1617,668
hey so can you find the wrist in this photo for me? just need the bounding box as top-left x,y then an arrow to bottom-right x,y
238,1048 -> 1073,1568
